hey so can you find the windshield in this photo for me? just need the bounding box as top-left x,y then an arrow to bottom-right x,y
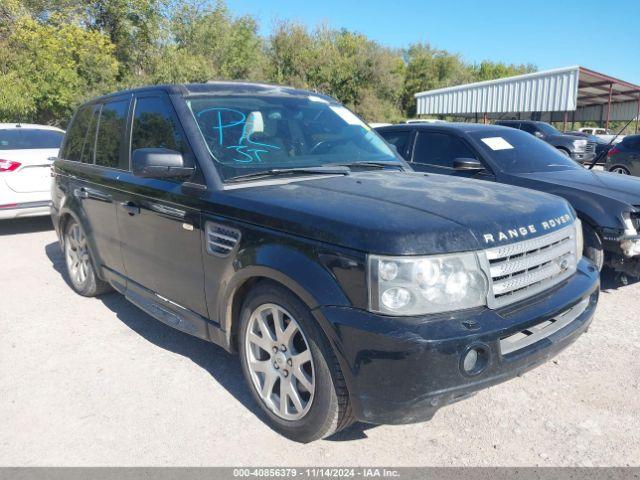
469,128 -> 583,173
186,94 -> 401,181
0,129 -> 64,150
535,122 -> 560,136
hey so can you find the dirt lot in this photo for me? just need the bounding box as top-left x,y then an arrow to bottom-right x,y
1,217 -> 639,466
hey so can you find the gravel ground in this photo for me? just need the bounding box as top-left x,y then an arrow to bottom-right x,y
1,217 -> 639,466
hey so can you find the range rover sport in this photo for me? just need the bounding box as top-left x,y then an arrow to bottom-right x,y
51,83 -> 599,442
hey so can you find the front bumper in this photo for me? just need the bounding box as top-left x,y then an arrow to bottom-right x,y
316,258 -> 599,425
571,152 -> 596,164
603,234 -> 640,277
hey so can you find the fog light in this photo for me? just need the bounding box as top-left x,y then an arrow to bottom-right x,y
461,345 -> 488,376
463,348 -> 478,372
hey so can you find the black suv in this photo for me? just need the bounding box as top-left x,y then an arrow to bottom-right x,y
51,83 -> 599,442
376,123 -> 640,278
496,120 -> 596,164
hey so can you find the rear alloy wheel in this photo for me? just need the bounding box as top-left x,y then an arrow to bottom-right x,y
238,282 -> 353,442
610,166 -> 630,175
63,220 -> 111,296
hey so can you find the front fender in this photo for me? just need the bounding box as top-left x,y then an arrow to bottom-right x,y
217,243 -> 353,338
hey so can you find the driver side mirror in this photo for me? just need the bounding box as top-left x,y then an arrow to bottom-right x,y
453,158 -> 484,172
132,148 -> 194,179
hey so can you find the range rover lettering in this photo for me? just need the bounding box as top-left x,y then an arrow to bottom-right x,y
52,83 -> 599,442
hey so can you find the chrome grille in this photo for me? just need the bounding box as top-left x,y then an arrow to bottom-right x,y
206,222 -> 241,257
585,141 -> 596,154
483,224 -> 578,309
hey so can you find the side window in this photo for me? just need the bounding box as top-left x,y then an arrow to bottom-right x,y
519,123 -> 539,135
80,106 -> 100,163
131,96 -> 191,165
61,106 -> 93,161
413,132 -> 477,169
95,99 -> 129,169
624,137 -> 640,150
379,130 -> 411,160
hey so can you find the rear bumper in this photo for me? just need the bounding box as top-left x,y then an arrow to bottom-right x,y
316,259 -> 599,424
0,200 -> 51,219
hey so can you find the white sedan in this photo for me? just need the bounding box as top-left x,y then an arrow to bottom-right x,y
0,123 -> 64,219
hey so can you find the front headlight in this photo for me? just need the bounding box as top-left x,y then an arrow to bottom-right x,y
368,252 -> 488,316
575,218 -> 584,259
622,211 -> 639,236
621,212 -> 640,257
572,139 -> 587,151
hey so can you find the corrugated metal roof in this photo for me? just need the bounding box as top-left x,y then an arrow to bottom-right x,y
415,66 -> 581,115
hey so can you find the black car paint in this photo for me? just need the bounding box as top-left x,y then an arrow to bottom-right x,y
606,135 -> 640,176
377,123 -> 640,276
51,83 -> 599,425
497,120 -> 596,163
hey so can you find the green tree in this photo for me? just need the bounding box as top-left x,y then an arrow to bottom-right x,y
0,16 -> 118,124
401,43 -> 472,117
163,0 -> 265,82
265,23 -> 405,121
471,60 -> 536,82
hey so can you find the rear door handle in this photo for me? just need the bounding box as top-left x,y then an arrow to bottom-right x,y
75,187 -> 111,202
120,201 -> 140,216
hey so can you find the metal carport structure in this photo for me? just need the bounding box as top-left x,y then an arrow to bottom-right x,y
414,66 -> 640,132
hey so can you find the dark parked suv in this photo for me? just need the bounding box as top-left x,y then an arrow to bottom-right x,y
376,123 -> 640,278
606,134 -> 640,176
496,120 -> 596,164
51,83 -> 599,442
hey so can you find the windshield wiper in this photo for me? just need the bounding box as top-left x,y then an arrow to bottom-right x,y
328,161 -> 405,170
226,166 -> 350,184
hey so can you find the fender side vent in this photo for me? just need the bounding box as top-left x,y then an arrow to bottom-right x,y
206,222 -> 241,257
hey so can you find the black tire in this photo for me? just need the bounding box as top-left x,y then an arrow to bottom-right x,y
582,222 -> 604,271
609,165 -> 630,175
63,219 -> 112,297
238,281 -> 354,442
557,148 -> 571,157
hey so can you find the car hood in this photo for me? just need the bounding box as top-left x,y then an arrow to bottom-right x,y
548,133 -> 584,144
213,171 -> 575,255
508,169 -> 640,206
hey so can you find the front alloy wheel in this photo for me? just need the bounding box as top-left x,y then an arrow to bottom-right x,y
244,303 -> 315,420
238,282 -> 353,442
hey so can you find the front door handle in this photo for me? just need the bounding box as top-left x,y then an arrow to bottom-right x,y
120,201 -> 141,216
74,187 -> 89,199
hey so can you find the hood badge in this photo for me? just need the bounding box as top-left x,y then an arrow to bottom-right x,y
483,214 -> 572,244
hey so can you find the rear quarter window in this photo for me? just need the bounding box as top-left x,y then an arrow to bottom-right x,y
61,106 -> 93,161
94,100 -> 129,169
